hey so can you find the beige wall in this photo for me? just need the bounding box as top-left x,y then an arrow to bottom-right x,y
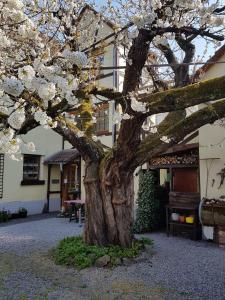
198,52 -> 225,200
1,127 -> 62,213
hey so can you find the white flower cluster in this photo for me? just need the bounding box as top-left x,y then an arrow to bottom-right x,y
5,0 -> 24,10
0,128 -> 22,160
1,77 -> 24,97
34,109 -> 57,129
0,30 -> 11,49
18,65 -> 35,82
62,50 -> 88,69
26,141 -> 36,152
160,136 -> 171,143
8,108 -> 25,130
130,96 -> 146,113
38,82 -> 56,102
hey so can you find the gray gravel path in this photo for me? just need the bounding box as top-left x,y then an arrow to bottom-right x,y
0,217 -> 225,299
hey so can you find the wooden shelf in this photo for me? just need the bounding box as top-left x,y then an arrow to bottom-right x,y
166,205 -> 201,240
169,221 -> 197,227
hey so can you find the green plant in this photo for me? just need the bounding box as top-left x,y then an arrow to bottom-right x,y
139,237 -> 154,245
134,170 -> 166,233
54,236 -> 152,270
18,207 -> 28,218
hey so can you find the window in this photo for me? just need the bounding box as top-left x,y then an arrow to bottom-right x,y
94,104 -> 109,135
21,155 -> 45,185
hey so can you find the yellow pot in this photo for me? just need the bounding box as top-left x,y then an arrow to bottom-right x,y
186,216 -> 194,224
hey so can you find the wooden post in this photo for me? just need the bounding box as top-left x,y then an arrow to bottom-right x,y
46,165 -> 52,213
169,167 -> 173,191
60,163 -> 63,207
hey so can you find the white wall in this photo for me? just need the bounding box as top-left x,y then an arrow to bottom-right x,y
198,52 -> 225,200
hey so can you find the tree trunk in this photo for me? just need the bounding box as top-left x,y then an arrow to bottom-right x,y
83,158 -> 134,247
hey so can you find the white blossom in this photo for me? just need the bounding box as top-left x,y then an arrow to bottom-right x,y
8,109 -> 25,130
2,77 -> 24,97
130,96 -> 146,113
62,50 -> 88,69
34,109 -> 52,126
77,131 -> 84,138
18,65 -> 35,82
160,136 -> 171,143
26,141 -> 36,152
112,111 -> 122,124
92,135 -> 98,142
38,83 -> 56,102
5,0 -> 24,10
0,31 -> 11,49
122,113 -> 132,120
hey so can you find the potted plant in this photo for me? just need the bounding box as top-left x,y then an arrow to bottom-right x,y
0,209 -> 9,222
18,207 -> 28,218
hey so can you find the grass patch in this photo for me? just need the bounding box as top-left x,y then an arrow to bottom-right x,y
54,236 -> 153,270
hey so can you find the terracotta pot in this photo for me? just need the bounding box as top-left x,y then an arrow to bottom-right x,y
179,216 -> 186,223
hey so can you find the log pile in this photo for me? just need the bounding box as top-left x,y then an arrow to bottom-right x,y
150,150 -> 198,166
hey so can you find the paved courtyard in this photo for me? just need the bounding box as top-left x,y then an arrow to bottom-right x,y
0,217 -> 225,299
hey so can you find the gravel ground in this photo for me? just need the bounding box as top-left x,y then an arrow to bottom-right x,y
0,217 -> 225,300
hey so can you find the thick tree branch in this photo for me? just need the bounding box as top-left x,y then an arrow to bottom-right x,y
140,75 -> 225,115
214,5 -> 225,14
136,98 -> 225,164
53,120 -> 104,161
156,26 -> 224,41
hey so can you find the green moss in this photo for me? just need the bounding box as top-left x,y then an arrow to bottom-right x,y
53,236 -> 152,270
146,75 -> 225,111
157,110 -> 186,134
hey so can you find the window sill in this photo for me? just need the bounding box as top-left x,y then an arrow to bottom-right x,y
21,180 -> 45,186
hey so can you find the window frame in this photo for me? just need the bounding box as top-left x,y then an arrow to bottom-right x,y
94,103 -> 110,136
21,154 -> 45,186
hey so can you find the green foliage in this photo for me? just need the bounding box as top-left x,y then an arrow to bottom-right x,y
0,210 -> 9,222
54,236 -> 152,270
18,207 -> 28,218
134,170 -> 166,233
139,237 -> 154,245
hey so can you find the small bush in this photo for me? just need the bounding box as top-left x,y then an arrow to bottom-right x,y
139,237 -> 154,245
0,210 -> 9,222
54,236 -> 153,270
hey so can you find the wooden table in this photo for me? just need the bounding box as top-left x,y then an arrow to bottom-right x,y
64,200 -> 85,222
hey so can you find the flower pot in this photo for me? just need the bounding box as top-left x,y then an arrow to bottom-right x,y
186,216 -> 194,224
179,216 -> 186,223
171,213 -> 180,221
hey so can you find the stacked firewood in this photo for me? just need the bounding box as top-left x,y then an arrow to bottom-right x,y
150,152 -> 198,166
